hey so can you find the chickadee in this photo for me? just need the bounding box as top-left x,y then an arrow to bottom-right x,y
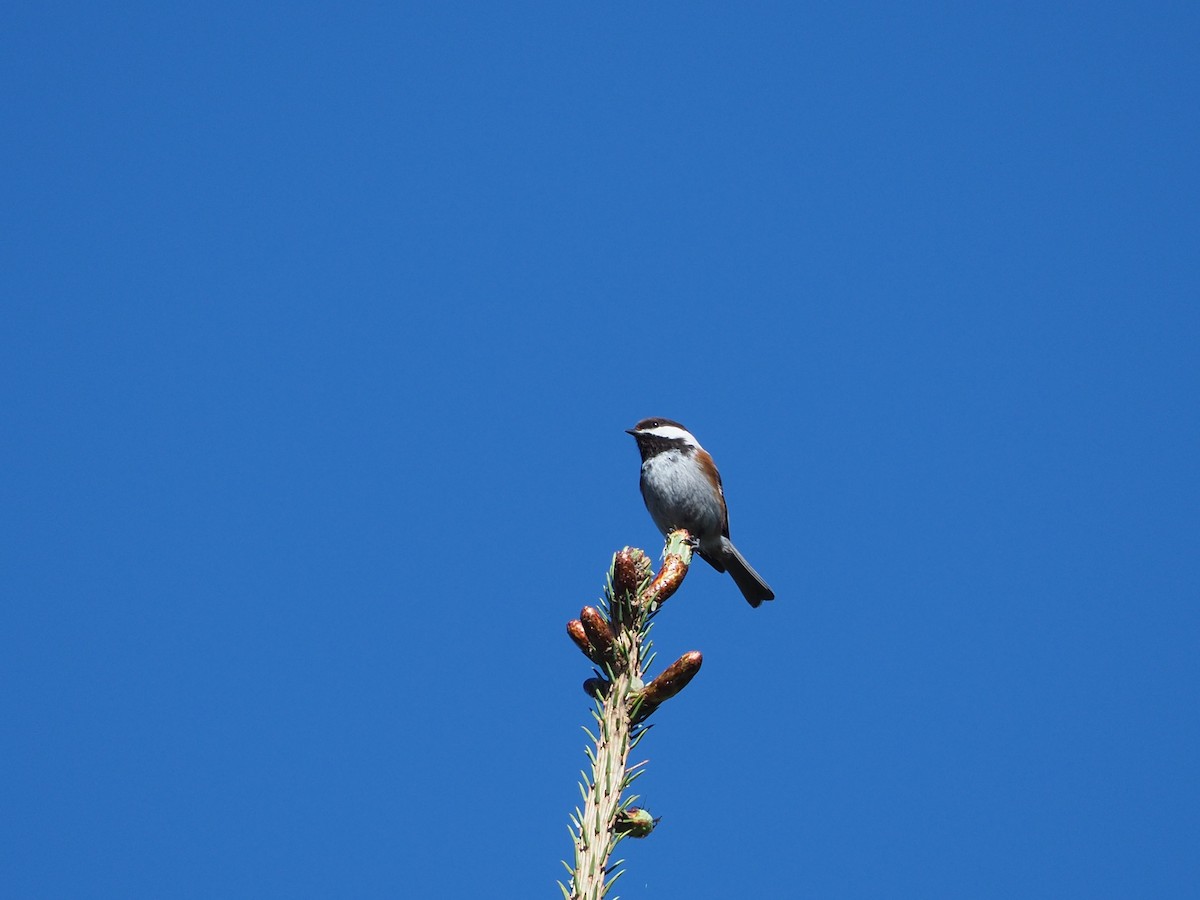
626,418 -> 775,607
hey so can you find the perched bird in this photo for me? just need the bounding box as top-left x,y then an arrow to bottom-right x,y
626,418 -> 775,607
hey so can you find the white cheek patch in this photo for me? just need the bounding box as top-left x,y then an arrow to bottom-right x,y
644,424 -> 700,447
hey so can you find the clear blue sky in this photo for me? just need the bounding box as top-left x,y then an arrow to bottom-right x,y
3,3 -> 1197,897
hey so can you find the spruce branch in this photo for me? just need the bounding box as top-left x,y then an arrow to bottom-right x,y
561,530 -> 702,900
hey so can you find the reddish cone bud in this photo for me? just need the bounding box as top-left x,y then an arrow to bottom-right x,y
640,530 -> 692,608
613,547 -> 652,599
633,651 -> 703,724
566,619 -> 593,658
567,618 -> 611,668
580,606 -> 617,668
642,651 -> 703,705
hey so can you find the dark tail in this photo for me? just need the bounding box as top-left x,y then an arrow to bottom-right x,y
725,541 -> 775,607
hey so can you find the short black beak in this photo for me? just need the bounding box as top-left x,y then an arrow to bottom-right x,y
625,428 -> 639,436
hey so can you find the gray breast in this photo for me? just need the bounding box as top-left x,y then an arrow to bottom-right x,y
641,451 -> 724,535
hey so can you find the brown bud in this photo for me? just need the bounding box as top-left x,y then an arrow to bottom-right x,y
613,547 -> 653,600
566,619 -> 594,658
640,530 -> 693,608
580,606 -> 617,669
567,618 -> 611,668
633,651 -> 702,724
642,651 -> 703,705
611,548 -> 653,627
642,558 -> 684,607
614,807 -> 658,838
